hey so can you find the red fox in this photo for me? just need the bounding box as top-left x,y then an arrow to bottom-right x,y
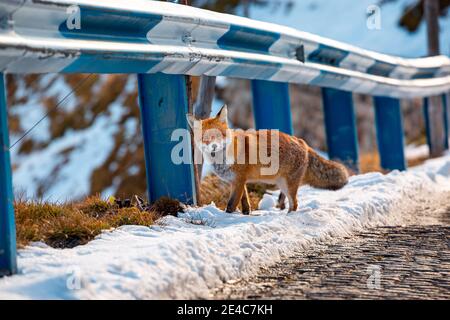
187,105 -> 348,214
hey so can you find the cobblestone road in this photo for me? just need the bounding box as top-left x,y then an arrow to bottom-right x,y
214,193 -> 450,300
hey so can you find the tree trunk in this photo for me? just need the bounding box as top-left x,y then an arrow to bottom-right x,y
424,0 -> 445,157
425,0 -> 440,56
176,0 -> 202,204
194,76 -> 216,119
193,75 -> 216,204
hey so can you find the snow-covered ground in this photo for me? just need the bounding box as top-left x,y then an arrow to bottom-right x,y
0,153 -> 449,299
10,75 -> 136,201
405,144 -> 430,160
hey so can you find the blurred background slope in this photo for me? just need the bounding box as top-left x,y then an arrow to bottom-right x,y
6,0 -> 450,200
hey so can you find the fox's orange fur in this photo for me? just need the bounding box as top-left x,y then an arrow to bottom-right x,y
188,105 -> 348,214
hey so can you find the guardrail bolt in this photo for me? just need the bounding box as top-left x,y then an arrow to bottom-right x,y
296,44 -> 305,63
182,32 -> 194,44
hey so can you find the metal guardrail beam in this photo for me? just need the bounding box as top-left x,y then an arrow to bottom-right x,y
0,0 -> 450,98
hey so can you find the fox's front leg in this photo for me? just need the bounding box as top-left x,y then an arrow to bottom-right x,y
240,185 -> 251,215
226,177 -> 246,213
278,192 -> 286,210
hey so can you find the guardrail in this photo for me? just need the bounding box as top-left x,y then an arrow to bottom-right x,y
2,0 -> 450,97
0,0 -> 449,276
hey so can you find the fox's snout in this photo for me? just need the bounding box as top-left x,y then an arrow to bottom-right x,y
200,138 -> 226,154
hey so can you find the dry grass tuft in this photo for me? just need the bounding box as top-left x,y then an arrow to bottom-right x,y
359,152 -> 385,174
407,155 -> 429,168
200,174 -> 270,211
200,175 -> 230,209
359,151 -> 429,173
15,196 -> 156,248
76,196 -> 110,217
150,197 -> 184,216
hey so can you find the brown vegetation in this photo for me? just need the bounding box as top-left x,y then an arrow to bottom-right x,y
15,196 -> 158,248
200,174 -> 270,211
359,151 -> 428,174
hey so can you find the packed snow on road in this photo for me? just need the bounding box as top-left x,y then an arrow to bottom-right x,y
0,153 -> 449,299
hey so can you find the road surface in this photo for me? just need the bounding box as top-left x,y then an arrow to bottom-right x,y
214,192 -> 450,299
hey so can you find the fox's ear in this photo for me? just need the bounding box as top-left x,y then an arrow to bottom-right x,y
186,113 -> 196,129
216,104 -> 228,124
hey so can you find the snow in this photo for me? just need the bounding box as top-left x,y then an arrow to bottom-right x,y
249,0 -> 450,57
405,144 -> 430,160
10,76 -> 136,200
11,101 -> 122,201
258,193 -> 277,210
0,153 -> 449,299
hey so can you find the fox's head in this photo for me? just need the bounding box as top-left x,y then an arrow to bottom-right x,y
187,105 -> 230,156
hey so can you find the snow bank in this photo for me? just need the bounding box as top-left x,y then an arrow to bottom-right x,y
405,144 -> 429,160
0,154 -> 449,299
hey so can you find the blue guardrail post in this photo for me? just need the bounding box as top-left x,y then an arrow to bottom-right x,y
373,97 -> 406,171
443,93 -> 449,150
321,88 -> 359,173
137,73 -> 197,205
0,73 -> 17,276
251,80 -> 293,135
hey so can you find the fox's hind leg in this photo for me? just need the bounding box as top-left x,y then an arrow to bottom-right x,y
240,185 -> 251,215
279,176 -> 300,212
278,192 -> 286,210
287,188 -> 298,212
277,178 -> 290,211
286,180 -> 299,212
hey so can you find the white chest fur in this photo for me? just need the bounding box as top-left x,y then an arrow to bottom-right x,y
212,163 -> 235,182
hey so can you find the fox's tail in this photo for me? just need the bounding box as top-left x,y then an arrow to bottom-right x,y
303,148 -> 348,190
